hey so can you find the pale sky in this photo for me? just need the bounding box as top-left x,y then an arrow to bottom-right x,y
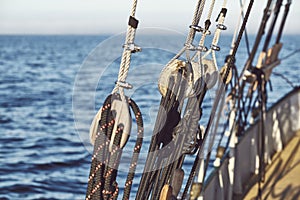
0,0 -> 299,35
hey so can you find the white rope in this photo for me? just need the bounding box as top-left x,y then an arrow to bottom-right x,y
186,0 -> 207,45
198,0 -> 216,49
211,0 -> 228,46
193,0 -> 217,83
211,0 -> 228,69
113,0 -> 139,94
162,0 -> 207,78
207,0 -> 216,20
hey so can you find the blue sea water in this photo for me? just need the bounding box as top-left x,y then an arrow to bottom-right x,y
0,34 -> 299,199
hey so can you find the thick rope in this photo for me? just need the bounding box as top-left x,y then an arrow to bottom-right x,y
185,1 -> 229,188
211,0 -> 228,69
203,0 -> 227,156
113,0 -> 139,94
135,77 -> 176,199
141,1 -> 227,199
87,2 -> 142,197
197,0 -> 216,50
181,1 -> 254,199
86,95 -> 143,200
186,0 -> 206,46
123,98 -> 144,200
86,95 -> 113,200
136,1 -> 213,197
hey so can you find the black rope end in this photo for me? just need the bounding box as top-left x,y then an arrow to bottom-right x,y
216,8 -> 227,22
204,20 -> 211,30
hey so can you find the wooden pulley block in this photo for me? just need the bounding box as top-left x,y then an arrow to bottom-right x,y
109,94 -> 132,152
89,106 -> 103,145
158,59 -> 187,97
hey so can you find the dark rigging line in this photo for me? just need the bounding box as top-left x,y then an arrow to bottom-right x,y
280,48 -> 300,61
272,72 -> 296,88
239,0 -> 251,56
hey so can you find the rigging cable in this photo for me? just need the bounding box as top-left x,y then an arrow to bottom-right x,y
262,0 -> 284,53
272,72 -> 297,88
239,0 -> 251,56
212,0 -> 249,167
181,1 -> 255,199
280,48 -> 300,61
135,1 -> 208,199
237,0 -> 275,134
239,0 -> 275,80
276,0 -> 292,44
195,0 -> 230,195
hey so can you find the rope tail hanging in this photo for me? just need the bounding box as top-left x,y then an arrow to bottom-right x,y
86,0 -> 144,199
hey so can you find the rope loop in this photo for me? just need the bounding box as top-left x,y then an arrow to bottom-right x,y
86,94 -> 144,200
